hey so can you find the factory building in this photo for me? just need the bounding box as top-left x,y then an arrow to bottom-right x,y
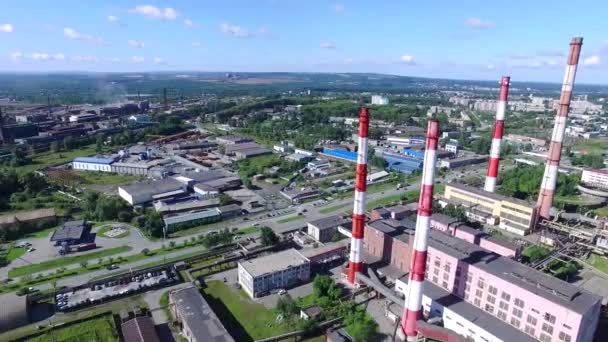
581,168 -> 608,190
307,215 -> 352,243
371,95 -> 389,105
364,219 -> 601,342
382,152 -> 423,174
72,157 -> 114,172
169,286 -> 234,342
321,148 -> 357,163
439,156 -> 487,169
442,183 -> 538,236
118,178 -> 186,206
238,249 -> 310,298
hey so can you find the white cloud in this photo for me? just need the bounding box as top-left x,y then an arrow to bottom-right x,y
29,52 -> 66,61
320,41 -> 336,49
400,54 -> 415,63
0,23 -> 13,33
220,23 -> 251,38
508,52 -> 531,60
108,15 -> 119,23
584,55 -> 601,66
72,55 -> 99,63
131,5 -> 178,21
11,52 -> 23,60
109,57 -> 121,63
344,58 -> 353,65
192,42 -> 201,47
128,40 -> 145,48
184,19 -> 199,29
63,28 -> 104,44
486,63 -> 495,70
131,56 -> 145,64
333,4 -> 345,13
464,17 -> 495,29
258,27 -> 279,39
153,57 -> 164,64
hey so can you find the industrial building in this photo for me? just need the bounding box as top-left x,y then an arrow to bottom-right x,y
382,152 -> 423,174
307,215 -> 352,243
121,316 -> 160,342
215,135 -> 253,145
118,178 -> 186,206
238,248 -> 310,298
442,183 -> 538,236
581,168 -> 608,189
50,220 -> 90,245
0,208 -> 56,228
169,286 -> 234,342
363,218 -> 601,342
439,156 -> 487,169
371,95 -> 389,105
321,147 -> 357,163
72,157 -> 115,172
280,186 -> 321,204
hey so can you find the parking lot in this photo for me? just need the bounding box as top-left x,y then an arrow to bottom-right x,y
56,268 -> 178,311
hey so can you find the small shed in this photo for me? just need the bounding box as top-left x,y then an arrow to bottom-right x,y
300,305 -> 323,320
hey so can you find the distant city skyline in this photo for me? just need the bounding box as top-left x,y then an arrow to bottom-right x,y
1,1 -> 608,83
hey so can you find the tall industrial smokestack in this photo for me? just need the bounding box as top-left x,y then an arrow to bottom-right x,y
163,88 -> 168,111
347,107 -> 370,285
399,119 -> 439,342
484,76 -> 510,192
537,37 -> 583,220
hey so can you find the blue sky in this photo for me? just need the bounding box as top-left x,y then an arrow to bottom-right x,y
0,0 -> 607,83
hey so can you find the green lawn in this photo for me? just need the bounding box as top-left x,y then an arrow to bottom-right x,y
18,144 -> 100,172
202,280 -> 292,341
236,227 -> 259,235
596,207 -> 608,218
75,171 -> 142,186
319,203 -> 350,214
572,137 -> 608,154
97,225 -> 130,239
6,246 -> 27,261
586,254 -> 608,274
8,245 -> 132,277
25,226 -> 57,239
28,314 -> 119,342
277,215 -> 303,224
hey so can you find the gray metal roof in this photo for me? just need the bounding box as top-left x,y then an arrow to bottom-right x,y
121,316 -> 160,342
120,178 -> 184,198
448,182 -> 534,207
177,170 -> 226,183
428,230 -> 601,314
170,286 -> 234,342
50,220 -> 87,241
308,215 -> 352,230
0,293 -> 29,333
238,248 -> 309,278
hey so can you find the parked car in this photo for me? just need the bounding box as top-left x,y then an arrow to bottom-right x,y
106,264 -> 119,270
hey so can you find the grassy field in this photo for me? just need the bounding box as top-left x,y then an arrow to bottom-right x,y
18,144 -> 100,172
319,203 -> 350,214
202,280 -> 291,341
97,225 -> 130,239
596,207 -> 608,218
236,227 -> 259,235
75,171 -> 142,186
28,315 -> 119,342
572,137 -> 608,154
586,254 -> 608,274
277,215 -> 303,224
8,245 -> 132,277
6,246 -> 27,261
25,226 -> 57,239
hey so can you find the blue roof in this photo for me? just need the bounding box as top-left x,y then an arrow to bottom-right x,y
322,148 -> 357,162
73,157 -> 114,165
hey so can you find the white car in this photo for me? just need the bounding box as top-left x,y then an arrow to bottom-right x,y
278,289 -> 287,295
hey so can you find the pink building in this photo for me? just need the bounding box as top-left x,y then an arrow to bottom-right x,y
366,219 -> 601,342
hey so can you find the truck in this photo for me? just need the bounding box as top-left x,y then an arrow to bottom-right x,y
68,243 -> 97,253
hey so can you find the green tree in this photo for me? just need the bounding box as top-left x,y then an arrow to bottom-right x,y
219,193 -> 233,206
276,296 -> 300,318
313,274 -> 334,298
260,227 -> 279,246
50,141 -> 61,153
522,245 -> 550,263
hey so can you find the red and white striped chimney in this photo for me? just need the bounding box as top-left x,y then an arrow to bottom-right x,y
537,37 -> 583,220
347,107 -> 370,285
399,119 -> 440,341
484,76 -> 510,192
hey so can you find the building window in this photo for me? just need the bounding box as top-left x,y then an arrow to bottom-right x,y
544,313 -> 556,324
477,279 -> 485,289
542,323 -> 554,335
484,304 -> 494,313
442,281 -> 448,289
527,315 -> 538,326
432,276 -> 438,284
563,324 -> 572,330
531,308 -> 540,314
501,292 -> 511,301
488,285 -> 497,295
475,289 -> 482,297
456,322 -> 464,327
467,329 -> 475,336
466,274 -> 472,283
497,311 -> 507,321
512,308 -> 523,318
434,268 -> 439,276
465,284 -> 470,292
499,301 -> 508,311
486,295 -> 495,304
525,325 -> 536,336
514,298 -> 524,308
559,331 -> 572,342
474,298 -> 481,307
540,333 -> 552,342
443,273 -> 449,280
456,266 -> 462,277
510,318 -> 521,328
